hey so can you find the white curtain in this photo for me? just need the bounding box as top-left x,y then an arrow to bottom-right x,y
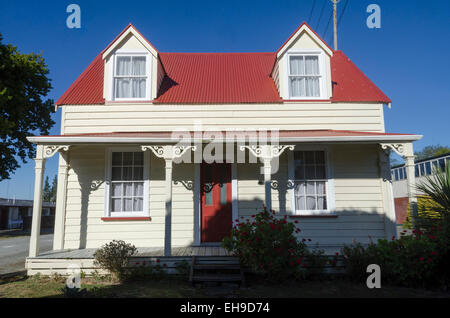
116,56 -> 131,76
115,78 -> 130,98
289,55 -> 320,97
132,57 -> 146,75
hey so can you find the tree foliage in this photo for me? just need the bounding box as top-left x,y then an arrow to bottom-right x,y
0,33 -> 54,180
415,145 -> 450,161
42,175 -> 57,203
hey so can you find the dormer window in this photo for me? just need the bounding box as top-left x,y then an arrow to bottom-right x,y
288,53 -> 323,99
113,54 -> 150,100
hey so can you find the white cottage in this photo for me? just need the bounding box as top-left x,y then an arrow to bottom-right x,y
26,22 -> 421,274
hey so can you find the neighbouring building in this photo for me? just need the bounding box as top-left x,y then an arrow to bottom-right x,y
392,153 -> 450,224
0,198 -> 55,230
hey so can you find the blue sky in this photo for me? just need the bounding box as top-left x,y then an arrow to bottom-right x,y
0,0 -> 449,199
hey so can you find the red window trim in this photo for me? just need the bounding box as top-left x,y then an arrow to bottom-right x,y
101,217 -> 151,221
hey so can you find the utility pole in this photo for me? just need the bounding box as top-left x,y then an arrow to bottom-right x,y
331,0 -> 340,50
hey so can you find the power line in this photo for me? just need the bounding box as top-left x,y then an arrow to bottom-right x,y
308,0 -> 317,24
323,8 -> 333,39
315,0 -> 327,31
338,0 -> 349,26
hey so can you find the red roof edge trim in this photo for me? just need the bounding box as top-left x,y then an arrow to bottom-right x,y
101,23 -> 158,56
276,21 -> 334,56
55,53 -> 105,107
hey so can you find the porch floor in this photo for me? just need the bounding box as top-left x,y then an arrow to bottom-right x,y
30,246 -> 232,259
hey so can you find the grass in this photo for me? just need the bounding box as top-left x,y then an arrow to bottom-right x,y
1,274 -> 449,298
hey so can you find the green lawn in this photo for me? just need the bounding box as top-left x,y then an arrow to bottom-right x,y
1,274 -> 449,298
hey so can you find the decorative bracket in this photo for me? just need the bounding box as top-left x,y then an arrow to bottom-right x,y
43,145 -> 71,159
239,144 -> 294,160
380,143 -> 405,157
141,145 -> 197,160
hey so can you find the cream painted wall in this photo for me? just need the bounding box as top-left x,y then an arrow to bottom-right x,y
62,144 -> 389,254
62,102 -> 385,134
63,145 -> 195,249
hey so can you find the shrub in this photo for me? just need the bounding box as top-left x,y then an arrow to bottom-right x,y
126,259 -> 167,281
222,208 -> 312,281
93,240 -> 137,281
341,230 -> 449,288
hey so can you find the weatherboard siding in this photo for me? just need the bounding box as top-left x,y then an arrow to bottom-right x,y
61,144 -> 387,252
61,102 -> 385,134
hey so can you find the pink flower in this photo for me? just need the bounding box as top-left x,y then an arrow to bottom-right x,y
156,259 -> 160,263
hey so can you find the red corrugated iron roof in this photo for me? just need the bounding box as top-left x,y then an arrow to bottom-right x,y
55,23 -> 392,106
331,51 -> 391,103
55,53 -> 105,106
155,53 -> 281,104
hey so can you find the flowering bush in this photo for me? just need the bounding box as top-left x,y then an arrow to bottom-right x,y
222,208 -> 320,281
341,228 -> 449,288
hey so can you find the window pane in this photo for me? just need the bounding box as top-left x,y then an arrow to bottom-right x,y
124,182 -> 133,196
295,182 -> 305,195
317,197 -> 327,210
420,163 -> 425,175
305,77 -> 320,97
112,167 -> 122,181
123,167 -> 133,180
115,78 -> 131,98
132,78 -> 146,98
305,167 -> 315,179
315,151 -> 325,164
425,162 -> 431,175
134,167 -> 143,180
415,165 -> 419,177
116,56 -> 131,75
306,196 -> 316,210
123,198 -> 133,212
289,56 -> 304,75
305,151 -> 315,164
439,159 -> 445,172
290,77 -> 305,97
133,198 -> 143,211
112,183 -> 122,197
316,165 -> 326,179
305,56 -> 319,75
111,198 -> 121,212
112,152 -> 122,166
316,181 -> 326,195
134,182 -> 143,196
296,195 -> 306,211
132,56 -> 146,75
134,152 -> 143,165
306,181 -> 315,195
123,152 -> 133,166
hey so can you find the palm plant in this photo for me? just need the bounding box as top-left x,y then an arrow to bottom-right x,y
416,164 -> 450,217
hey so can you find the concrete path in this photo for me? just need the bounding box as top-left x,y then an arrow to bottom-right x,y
0,234 -> 53,275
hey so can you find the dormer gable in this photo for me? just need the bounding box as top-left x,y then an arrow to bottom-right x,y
102,24 -> 162,102
272,22 -> 333,101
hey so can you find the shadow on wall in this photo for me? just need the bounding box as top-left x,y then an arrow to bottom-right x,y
69,145 -> 395,253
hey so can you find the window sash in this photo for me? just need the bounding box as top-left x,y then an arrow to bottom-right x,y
108,151 -> 146,215
114,55 -> 148,99
288,54 -> 321,98
292,150 -> 329,213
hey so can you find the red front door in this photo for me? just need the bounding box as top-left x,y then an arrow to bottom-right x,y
201,163 -> 232,243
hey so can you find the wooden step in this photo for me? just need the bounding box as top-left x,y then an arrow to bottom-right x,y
193,264 -> 241,270
191,273 -> 243,282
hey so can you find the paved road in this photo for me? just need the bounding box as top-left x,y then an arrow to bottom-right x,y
0,234 -> 53,275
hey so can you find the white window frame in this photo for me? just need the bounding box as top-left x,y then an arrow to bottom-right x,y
288,145 -> 335,216
104,147 -> 150,218
112,50 -> 152,101
284,49 -> 328,100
